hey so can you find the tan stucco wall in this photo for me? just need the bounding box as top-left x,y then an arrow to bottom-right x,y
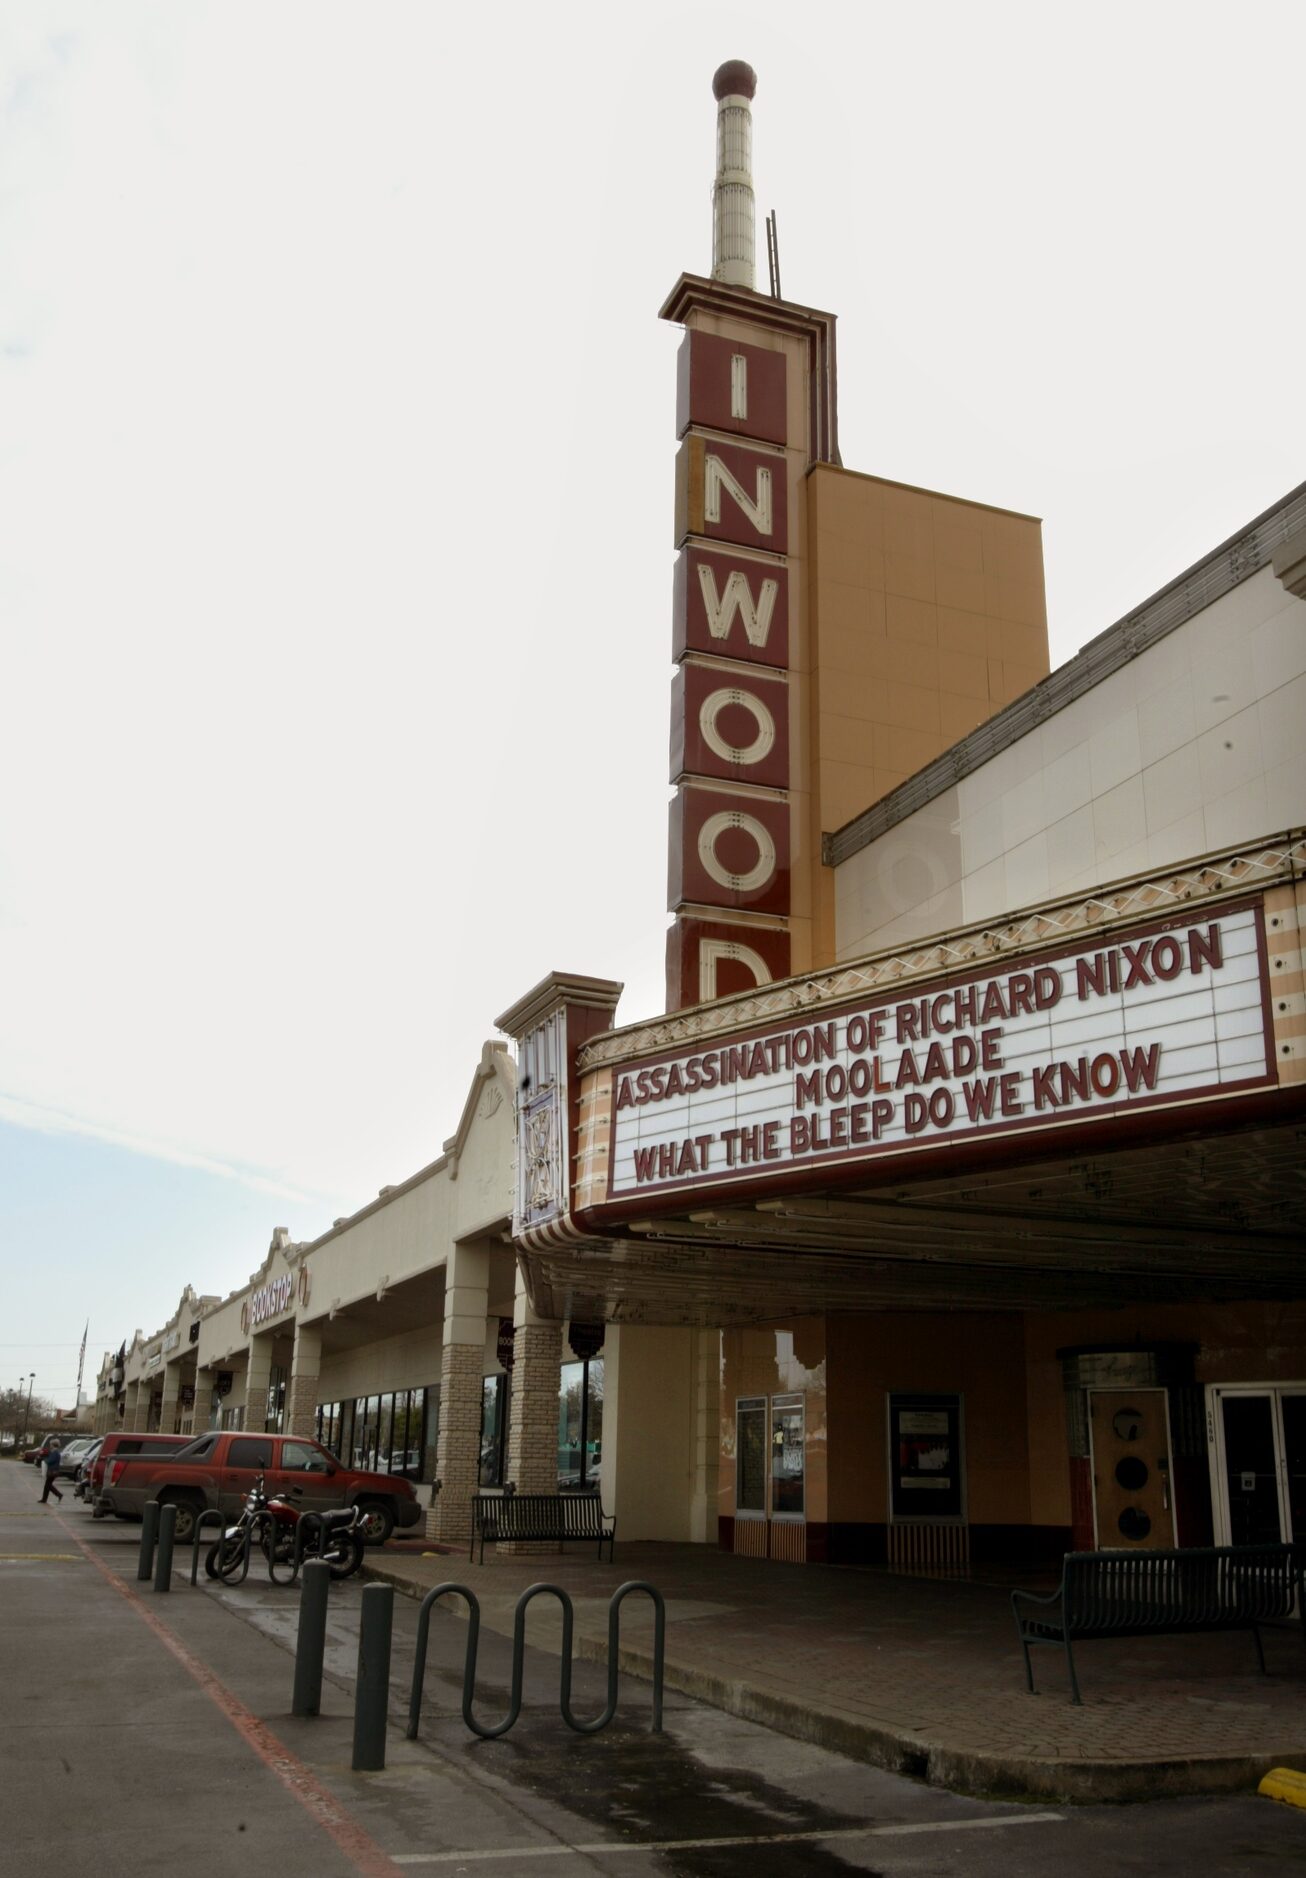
605,1325 -> 699,1541
317,1323 -> 444,1405
834,564 -> 1305,959
825,1312 -> 1030,1529
809,467 -> 1048,966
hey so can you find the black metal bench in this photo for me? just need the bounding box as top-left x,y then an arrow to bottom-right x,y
1012,1544 -> 1304,1704
470,1489 -> 615,1565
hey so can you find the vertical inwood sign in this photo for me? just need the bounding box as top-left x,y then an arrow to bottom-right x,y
667,329 -> 794,1008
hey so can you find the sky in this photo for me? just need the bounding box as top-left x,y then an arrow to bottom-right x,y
2,2 -> 1303,1407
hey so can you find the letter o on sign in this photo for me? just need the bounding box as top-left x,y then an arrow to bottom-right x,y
700,687 -> 776,767
697,809 -> 777,893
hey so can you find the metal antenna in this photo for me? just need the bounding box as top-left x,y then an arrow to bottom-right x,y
765,210 -> 782,300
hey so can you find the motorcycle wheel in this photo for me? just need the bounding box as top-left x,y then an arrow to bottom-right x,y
205,1534 -> 250,1583
328,1532 -> 365,1580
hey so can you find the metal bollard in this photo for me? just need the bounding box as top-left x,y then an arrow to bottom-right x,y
351,1582 -> 393,1771
293,1561 -> 331,1717
153,1502 -> 177,1592
137,1501 -> 160,1581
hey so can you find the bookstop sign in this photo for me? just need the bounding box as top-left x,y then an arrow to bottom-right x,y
607,907 -> 1272,1201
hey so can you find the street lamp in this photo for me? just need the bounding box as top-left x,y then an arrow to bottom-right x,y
20,1374 -> 35,1449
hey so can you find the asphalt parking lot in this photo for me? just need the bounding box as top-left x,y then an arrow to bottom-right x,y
3,1463 -> 1304,1877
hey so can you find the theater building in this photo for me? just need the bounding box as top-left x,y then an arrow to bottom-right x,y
496,64 -> 1306,1571
95,63 -> 1304,1579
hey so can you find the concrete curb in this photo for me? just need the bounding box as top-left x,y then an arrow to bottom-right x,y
362,1560 -> 1306,1804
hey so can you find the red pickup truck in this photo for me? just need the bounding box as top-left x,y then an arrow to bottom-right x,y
100,1429 -> 423,1546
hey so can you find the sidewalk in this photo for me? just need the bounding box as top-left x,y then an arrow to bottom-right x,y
364,1540 -> 1306,1803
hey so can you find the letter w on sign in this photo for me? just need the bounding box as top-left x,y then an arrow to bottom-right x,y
698,564 -> 779,648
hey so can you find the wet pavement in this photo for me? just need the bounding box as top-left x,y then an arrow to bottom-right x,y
363,1537 -> 1306,1802
4,1463 -> 1306,1876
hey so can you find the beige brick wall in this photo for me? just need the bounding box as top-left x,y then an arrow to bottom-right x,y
432,1341 -> 486,1547
503,1322 -> 563,1554
286,1375 -> 319,1439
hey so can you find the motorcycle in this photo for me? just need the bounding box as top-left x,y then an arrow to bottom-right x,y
205,1472 -> 366,1584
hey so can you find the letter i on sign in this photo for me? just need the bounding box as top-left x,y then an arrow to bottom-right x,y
731,354 -> 747,419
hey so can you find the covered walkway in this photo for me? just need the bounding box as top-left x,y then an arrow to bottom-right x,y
365,1540 -> 1306,1802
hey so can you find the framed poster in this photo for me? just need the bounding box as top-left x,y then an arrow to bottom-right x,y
888,1393 -> 964,1522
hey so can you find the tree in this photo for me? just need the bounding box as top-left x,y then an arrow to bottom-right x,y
0,1385 -> 59,1448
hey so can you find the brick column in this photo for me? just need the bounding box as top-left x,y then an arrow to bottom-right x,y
504,1280 -> 562,1552
286,1326 -> 321,1439
158,1362 -> 181,1436
125,1381 -> 144,1431
243,1334 -> 273,1435
432,1242 -> 490,1548
192,1374 -> 216,1427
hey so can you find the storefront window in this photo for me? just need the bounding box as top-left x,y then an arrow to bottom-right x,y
770,1394 -> 805,1516
736,1398 -> 767,1513
353,1397 -> 379,1470
312,1389 -> 438,1481
266,1365 -> 286,1434
557,1359 -> 604,1493
390,1391 -> 418,1473
480,1374 -> 508,1487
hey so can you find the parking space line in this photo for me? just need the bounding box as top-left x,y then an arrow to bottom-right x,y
0,1552 -> 81,1560
55,1513 -> 408,1878
389,1812 -> 1066,1863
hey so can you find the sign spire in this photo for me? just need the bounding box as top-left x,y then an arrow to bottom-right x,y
711,61 -> 757,291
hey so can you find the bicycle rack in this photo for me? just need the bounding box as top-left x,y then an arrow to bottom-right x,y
190,1507 -> 241,1586
407,1579 -> 664,1742
265,1511 -> 326,1587
290,1512 -> 326,1582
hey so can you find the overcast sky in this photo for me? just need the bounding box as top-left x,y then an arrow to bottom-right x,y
2,3 -> 1303,1407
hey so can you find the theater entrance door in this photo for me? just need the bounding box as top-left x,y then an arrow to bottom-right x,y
1209,1385 -> 1306,1550
1088,1388 -> 1176,1549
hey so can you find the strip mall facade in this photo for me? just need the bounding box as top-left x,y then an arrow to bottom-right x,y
99,65 -> 1306,1575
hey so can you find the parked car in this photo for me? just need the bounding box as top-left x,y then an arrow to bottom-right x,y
71,1438 -> 104,1499
51,1437 -> 96,1480
100,1429 -> 424,1546
23,1436 -> 63,1466
88,1432 -> 196,1516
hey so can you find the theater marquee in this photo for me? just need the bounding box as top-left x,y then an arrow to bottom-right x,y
607,906 -> 1274,1200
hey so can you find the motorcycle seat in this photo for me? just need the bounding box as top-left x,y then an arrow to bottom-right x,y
319,1507 -> 357,1532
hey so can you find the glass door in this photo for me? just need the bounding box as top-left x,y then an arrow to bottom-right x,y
1209,1385 -> 1306,1547
732,1395 -> 806,1561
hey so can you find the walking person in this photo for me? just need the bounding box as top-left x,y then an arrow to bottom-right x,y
40,1438 -> 63,1504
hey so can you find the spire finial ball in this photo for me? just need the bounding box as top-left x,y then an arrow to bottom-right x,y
712,61 -> 756,101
